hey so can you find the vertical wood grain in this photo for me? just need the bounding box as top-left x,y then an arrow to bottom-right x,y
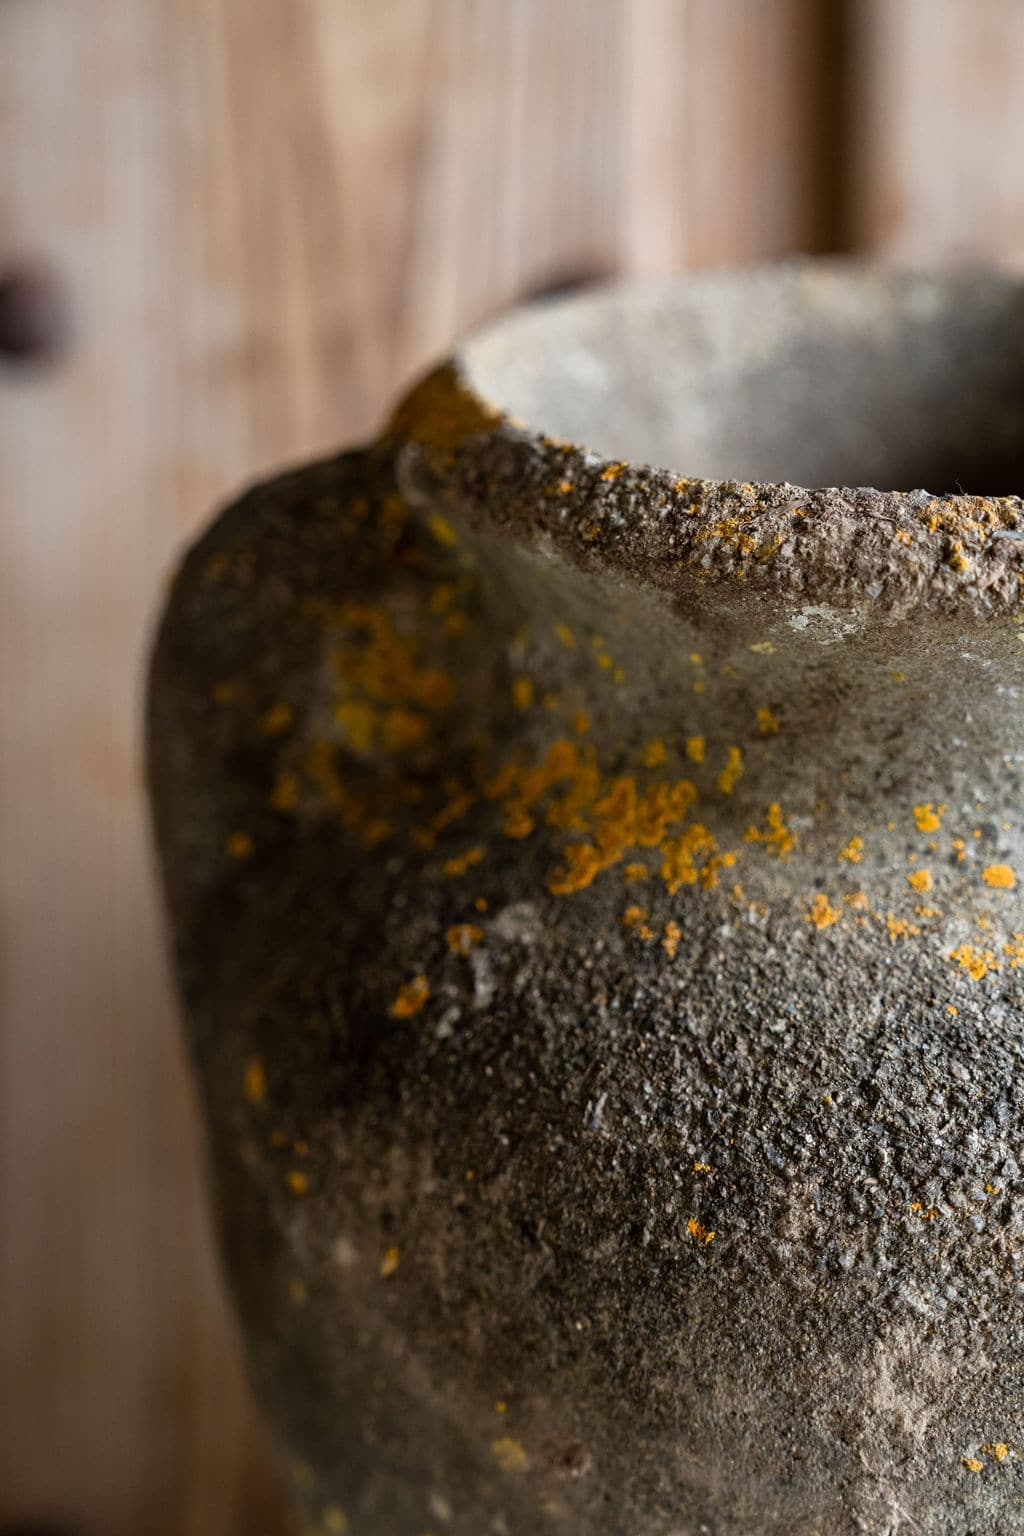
0,4 -> 847,1533
850,0 -> 1024,265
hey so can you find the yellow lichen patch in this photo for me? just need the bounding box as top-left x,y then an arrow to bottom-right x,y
757,706 -> 780,736
271,771 -> 300,812
600,461 -> 627,481
663,921 -> 682,959
952,837 -> 967,863
243,1059 -> 267,1106
382,707 -> 428,751
548,843 -> 605,896
839,836 -> 865,865
287,1170 -> 309,1196
886,915 -> 920,941
446,924 -> 483,955
1004,934 -> 1024,967
554,623 -> 576,649
700,850 -> 737,891
662,824 -> 717,895
379,1246 -> 400,1279
427,512 -> 458,547
693,1161 -> 711,1173
686,736 -> 705,764
334,699 -> 377,752
642,737 -> 667,768
983,1442 -> 1010,1463
322,1508 -> 349,1535
807,894 -> 840,930
622,904 -> 648,929
260,702 -> 293,735
386,363 -> 502,455
962,1457 -> 984,1474
572,710 -> 591,735
391,976 -> 430,1017
745,803 -> 796,859
491,1436 -> 529,1472
444,846 -> 485,877
687,1217 -> 715,1245
716,746 -> 744,795
512,677 -> 534,712
983,863 -> 1017,890
907,868 -> 933,894
950,944 -> 996,981
623,862 -> 649,882
226,831 -> 253,859
913,803 -> 942,834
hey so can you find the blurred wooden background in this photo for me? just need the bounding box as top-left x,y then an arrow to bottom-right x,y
2,2 -> 1023,1533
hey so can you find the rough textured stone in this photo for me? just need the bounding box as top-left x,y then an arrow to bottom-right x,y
148,262 -> 1024,1534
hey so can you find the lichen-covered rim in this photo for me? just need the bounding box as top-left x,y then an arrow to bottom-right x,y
388,261 -> 1024,625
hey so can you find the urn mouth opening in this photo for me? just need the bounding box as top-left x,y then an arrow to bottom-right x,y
458,261 -> 1024,498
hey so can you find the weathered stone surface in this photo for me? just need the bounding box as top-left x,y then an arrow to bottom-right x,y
149,263 -> 1024,1534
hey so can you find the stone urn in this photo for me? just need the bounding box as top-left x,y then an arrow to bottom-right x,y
148,263 -> 1024,1535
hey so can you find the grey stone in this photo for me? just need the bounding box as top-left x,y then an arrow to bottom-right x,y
148,262 -> 1024,1534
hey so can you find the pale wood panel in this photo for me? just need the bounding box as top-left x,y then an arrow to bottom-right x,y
851,0 -> 1024,265
0,4 -> 831,1532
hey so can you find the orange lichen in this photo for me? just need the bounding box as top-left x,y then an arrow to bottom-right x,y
663,921 -> 682,959
886,915 -> 920,940
642,737 -> 667,768
623,862 -> 649,882
983,1442 -> 1010,1463
907,868 -> 933,893
950,944 -> 996,981
243,1059 -> 267,1106
287,1170 -> 309,1196
427,512 -> 458,547
686,736 -> 706,764
554,623 -> 576,649
391,976 -> 430,1016
512,677 -> 534,711
687,1217 -> 715,1245
572,710 -> 591,735
839,836 -> 865,864
745,803 -> 796,858
757,706 -> 780,736
693,1161 -> 711,1173
913,803 -> 942,833
379,1246 -> 400,1278
1004,934 -> 1024,967
716,746 -> 744,795
444,847 -> 485,877
260,702 -> 293,734
446,924 -> 483,955
807,894 -> 840,930
271,771 -> 300,811
662,824 -> 718,895
983,863 -> 1017,890
491,1436 -> 529,1472
962,1457 -> 984,1473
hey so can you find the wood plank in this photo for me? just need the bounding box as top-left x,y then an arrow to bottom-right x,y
850,0 -> 1024,264
0,4 -> 837,1532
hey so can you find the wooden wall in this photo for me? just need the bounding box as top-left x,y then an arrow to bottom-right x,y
2,3 -> 1022,1532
